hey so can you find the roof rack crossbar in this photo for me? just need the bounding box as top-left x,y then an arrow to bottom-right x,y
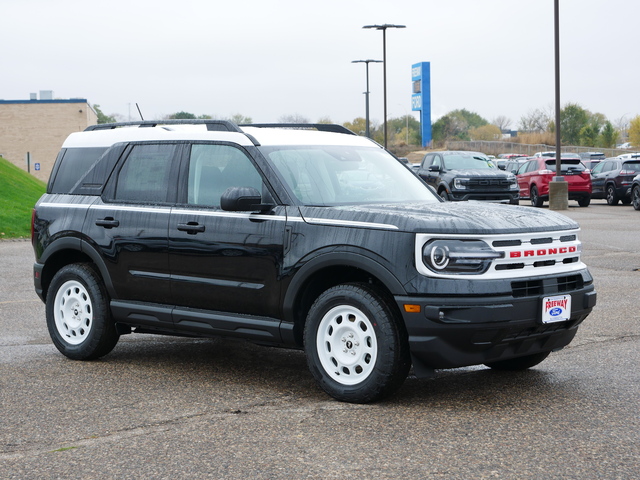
84,120 -> 242,132
240,123 -> 357,136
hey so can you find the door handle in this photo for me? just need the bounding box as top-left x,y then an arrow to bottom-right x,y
177,222 -> 205,234
95,217 -> 120,228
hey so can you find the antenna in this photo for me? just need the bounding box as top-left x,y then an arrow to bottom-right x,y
136,103 -> 144,121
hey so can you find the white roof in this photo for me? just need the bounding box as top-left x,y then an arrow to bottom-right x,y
61,124 -> 380,150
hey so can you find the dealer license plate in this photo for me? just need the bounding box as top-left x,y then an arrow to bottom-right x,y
542,294 -> 572,324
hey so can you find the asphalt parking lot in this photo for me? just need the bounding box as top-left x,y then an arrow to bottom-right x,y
1,200 -> 639,479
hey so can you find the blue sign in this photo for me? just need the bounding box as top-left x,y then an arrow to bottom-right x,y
35,163 -> 40,171
411,62 -> 432,147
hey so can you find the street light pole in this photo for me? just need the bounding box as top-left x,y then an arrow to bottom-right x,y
549,0 -> 568,210
352,59 -> 382,138
363,24 -> 406,148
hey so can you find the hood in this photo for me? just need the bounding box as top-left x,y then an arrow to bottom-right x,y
298,201 -> 578,235
445,169 -> 512,178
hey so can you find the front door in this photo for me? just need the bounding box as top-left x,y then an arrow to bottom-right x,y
168,144 -> 286,320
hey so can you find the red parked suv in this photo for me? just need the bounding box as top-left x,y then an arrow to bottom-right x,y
517,157 -> 592,207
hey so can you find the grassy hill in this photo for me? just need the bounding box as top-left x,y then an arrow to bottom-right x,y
0,157 -> 46,238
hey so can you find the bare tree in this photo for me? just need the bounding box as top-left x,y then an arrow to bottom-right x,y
492,116 -> 512,132
278,114 -> 311,124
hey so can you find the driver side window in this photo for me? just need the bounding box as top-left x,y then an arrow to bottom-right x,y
187,144 -> 264,207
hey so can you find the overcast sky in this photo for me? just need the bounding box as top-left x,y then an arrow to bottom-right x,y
1,0 -> 637,129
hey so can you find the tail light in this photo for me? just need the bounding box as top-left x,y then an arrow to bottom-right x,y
539,169 -> 554,175
31,208 -> 36,242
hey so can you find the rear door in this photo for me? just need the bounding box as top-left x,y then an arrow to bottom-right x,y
86,143 -> 182,303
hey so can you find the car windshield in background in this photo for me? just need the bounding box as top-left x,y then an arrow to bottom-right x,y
444,155 -> 495,170
544,159 -> 586,173
262,145 -> 439,206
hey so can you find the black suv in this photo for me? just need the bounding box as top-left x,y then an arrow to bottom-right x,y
32,120 -> 596,403
590,158 -> 640,205
416,151 -> 519,204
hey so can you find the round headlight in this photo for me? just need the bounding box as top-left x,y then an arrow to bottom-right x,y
430,244 -> 450,270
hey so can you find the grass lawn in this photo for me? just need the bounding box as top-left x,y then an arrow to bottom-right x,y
0,157 -> 46,239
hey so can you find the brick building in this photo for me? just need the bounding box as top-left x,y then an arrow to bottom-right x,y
0,92 -> 98,182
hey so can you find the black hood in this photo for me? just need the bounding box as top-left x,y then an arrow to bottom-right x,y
299,201 -> 578,235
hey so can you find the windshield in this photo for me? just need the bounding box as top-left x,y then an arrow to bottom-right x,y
443,154 -> 494,170
261,145 -> 439,206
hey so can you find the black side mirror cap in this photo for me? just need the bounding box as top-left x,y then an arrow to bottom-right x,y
220,186 -> 272,212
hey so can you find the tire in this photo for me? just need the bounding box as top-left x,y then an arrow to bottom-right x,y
439,189 -> 450,201
304,283 -> 411,403
509,198 -> 520,205
578,196 -> 591,207
530,186 -> 543,207
46,263 -> 119,360
606,185 -> 619,205
484,351 -> 551,371
633,185 -> 640,211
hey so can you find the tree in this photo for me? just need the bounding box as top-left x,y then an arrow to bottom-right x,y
599,121 -> 619,148
560,103 -> 589,145
92,104 -> 116,124
278,113 -> 310,124
579,125 -> 598,147
518,108 -> 552,133
227,113 -> 252,124
469,124 -> 502,141
492,115 -> 512,132
168,111 -> 197,119
432,109 -> 488,142
628,115 -> 640,147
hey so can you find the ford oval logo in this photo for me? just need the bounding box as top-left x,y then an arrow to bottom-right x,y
549,307 -> 563,316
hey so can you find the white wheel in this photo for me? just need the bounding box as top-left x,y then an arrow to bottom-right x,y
304,283 -> 410,403
315,305 -> 378,386
46,264 -> 119,360
53,280 -> 94,345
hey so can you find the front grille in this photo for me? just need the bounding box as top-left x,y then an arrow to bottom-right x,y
511,274 -> 583,297
467,178 -> 512,191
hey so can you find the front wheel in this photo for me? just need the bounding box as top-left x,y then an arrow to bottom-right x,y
633,185 -> 640,211
304,283 -> 410,403
46,263 -> 119,360
484,351 -> 551,371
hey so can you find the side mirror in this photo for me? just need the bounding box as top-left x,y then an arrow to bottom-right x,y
428,165 -> 441,172
220,187 -> 271,212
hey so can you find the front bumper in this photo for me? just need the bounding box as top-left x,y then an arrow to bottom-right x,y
395,280 -> 596,376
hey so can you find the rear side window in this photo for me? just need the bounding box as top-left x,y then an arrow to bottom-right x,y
114,144 -> 179,203
49,147 -> 108,193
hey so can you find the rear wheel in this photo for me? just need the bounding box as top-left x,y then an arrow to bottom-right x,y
530,186 -> 544,207
633,185 -> 640,210
304,283 -> 410,403
46,264 -> 119,360
484,351 -> 551,371
578,196 -> 591,207
606,184 -> 619,205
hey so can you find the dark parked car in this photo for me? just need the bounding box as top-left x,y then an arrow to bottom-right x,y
504,158 -> 531,175
516,157 -> 592,207
590,159 -> 640,205
32,121 -> 597,403
416,151 -> 519,204
632,174 -> 640,210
